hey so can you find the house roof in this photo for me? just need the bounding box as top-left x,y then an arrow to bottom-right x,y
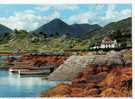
102,37 -> 113,44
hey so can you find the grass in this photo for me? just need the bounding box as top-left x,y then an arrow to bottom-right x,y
0,29 -> 132,53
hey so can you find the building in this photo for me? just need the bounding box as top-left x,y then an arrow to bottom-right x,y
90,37 -> 119,50
100,37 -> 118,49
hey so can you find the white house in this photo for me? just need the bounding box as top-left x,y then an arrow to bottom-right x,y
90,37 -> 119,50
100,37 -> 118,49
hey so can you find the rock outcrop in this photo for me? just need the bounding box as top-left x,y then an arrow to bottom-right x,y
48,56 -> 95,80
15,54 -> 66,67
48,52 -> 126,80
41,64 -> 132,97
10,54 -> 67,73
18,54 -> 66,64
40,49 -> 132,97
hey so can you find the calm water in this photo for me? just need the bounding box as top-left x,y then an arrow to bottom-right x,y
0,70 -> 61,97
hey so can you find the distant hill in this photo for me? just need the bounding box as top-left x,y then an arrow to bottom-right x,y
33,18 -> 101,38
0,24 -> 12,35
33,19 -> 70,36
89,17 -> 131,39
87,17 -> 132,47
70,24 -> 101,37
0,17 -> 132,52
0,24 -> 12,40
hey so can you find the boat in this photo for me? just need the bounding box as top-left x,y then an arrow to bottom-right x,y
18,69 -> 51,75
9,64 -> 55,76
9,68 -> 19,73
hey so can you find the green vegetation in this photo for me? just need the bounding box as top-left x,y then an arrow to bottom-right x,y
0,30 -> 93,53
0,17 -> 132,53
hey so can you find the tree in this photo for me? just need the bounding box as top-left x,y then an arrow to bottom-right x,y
39,32 -> 43,35
43,33 -> 47,38
121,42 -> 127,49
50,34 -> 54,37
55,32 -> 59,37
14,29 -> 18,34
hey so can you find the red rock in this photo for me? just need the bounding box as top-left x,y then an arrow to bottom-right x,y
16,54 -> 66,67
100,88 -> 124,97
41,64 -> 132,97
40,83 -> 71,97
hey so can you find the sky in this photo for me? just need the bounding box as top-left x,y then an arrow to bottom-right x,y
0,4 -> 132,31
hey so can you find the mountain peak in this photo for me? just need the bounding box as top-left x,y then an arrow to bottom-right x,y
33,18 -> 102,38
52,18 -> 62,21
49,18 -> 66,24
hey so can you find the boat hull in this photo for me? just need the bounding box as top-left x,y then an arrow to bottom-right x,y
19,70 -> 51,75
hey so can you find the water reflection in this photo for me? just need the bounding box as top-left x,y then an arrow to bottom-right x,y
0,70 -> 61,97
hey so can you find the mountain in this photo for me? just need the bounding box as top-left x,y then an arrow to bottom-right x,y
87,17 -> 132,47
0,24 -> 12,34
34,19 -> 70,36
0,17 -> 132,52
89,17 -> 131,39
33,18 -> 101,38
0,24 -> 12,40
70,24 -> 101,37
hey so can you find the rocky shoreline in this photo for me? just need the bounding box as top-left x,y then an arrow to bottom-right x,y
0,49 -> 132,97
41,64 -> 132,97
48,49 -> 131,81
0,66 -> 11,70
7,54 -> 67,75
40,49 -> 132,97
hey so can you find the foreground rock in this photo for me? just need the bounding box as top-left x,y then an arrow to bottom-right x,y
48,56 -> 95,80
48,50 -> 130,80
41,64 -> 132,97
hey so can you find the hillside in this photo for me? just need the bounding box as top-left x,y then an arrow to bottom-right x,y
0,24 -> 12,34
0,30 -> 89,53
42,64 -> 131,97
0,24 -> 12,42
33,18 -> 101,38
88,17 -> 132,47
0,17 -> 132,53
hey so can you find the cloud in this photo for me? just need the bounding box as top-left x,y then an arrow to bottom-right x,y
35,5 -> 79,12
24,10 -> 36,13
0,5 -> 131,31
67,11 -> 97,24
35,6 -> 50,12
100,5 -> 132,26
121,9 -> 131,18
0,10 -> 60,31
67,5 -> 131,26
53,5 -> 79,11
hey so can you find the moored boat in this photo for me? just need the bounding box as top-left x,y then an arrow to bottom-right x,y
19,69 -> 50,75
9,68 -> 19,73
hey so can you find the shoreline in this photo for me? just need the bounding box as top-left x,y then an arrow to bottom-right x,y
0,66 -> 11,70
41,64 -> 132,97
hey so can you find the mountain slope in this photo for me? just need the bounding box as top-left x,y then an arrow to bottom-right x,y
0,24 -> 12,35
0,17 -> 132,52
89,17 -> 131,39
87,17 -> 132,47
34,19 -> 70,36
70,24 -> 101,37
33,18 -> 101,38
0,24 -> 12,40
